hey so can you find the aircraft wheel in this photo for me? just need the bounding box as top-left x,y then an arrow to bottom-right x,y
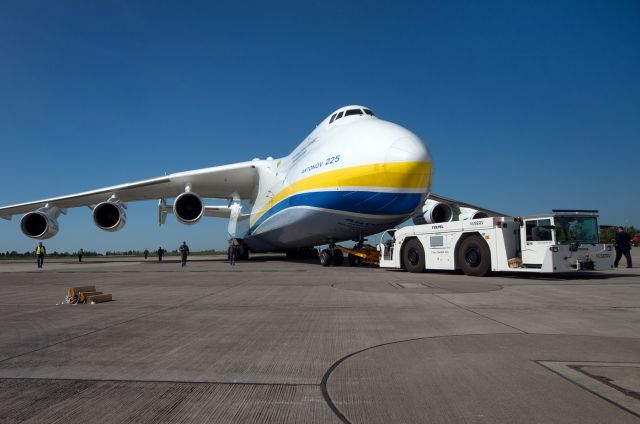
348,254 -> 362,266
402,239 -> 425,273
320,249 -> 333,267
332,249 -> 344,266
457,235 -> 491,276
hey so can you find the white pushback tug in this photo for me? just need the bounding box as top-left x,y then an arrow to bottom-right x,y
377,210 -> 614,276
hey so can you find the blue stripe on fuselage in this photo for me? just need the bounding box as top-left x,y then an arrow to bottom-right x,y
249,190 -> 424,234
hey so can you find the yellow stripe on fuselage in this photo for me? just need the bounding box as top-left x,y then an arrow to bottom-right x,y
250,161 -> 432,226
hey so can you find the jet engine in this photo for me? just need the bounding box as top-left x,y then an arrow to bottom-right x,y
458,207 -> 489,221
173,191 -> 204,224
412,199 -> 454,225
93,200 -> 127,232
20,206 -> 63,239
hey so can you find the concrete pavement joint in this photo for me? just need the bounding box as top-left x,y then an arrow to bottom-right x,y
433,293 -> 529,334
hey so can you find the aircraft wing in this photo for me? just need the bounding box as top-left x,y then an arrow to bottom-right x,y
428,193 -> 506,217
0,161 -> 258,219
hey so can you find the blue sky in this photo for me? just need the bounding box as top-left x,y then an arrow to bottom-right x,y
1,0 -> 638,253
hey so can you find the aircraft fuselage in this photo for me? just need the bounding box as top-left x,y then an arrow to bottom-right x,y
242,105 -> 432,251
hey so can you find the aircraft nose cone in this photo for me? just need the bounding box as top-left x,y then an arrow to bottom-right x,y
385,135 -> 430,163
383,134 -> 432,192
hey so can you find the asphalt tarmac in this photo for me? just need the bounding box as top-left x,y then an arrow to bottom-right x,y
0,251 -> 639,423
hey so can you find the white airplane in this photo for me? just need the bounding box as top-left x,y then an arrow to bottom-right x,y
0,105 -> 498,265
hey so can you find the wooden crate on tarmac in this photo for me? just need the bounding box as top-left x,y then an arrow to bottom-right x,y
65,286 -> 113,304
86,294 -> 112,304
67,286 -> 97,301
78,291 -> 102,303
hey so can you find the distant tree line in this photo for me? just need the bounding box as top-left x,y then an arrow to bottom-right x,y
599,226 -> 638,244
0,248 -> 227,259
0,250 -> 101,258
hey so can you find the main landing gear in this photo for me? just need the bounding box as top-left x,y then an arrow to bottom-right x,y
318,239 -> 380,267
319,243 -> 344,267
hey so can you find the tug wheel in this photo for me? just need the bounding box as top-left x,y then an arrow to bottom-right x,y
457,235 -> 491,277
402,239 -> 425,273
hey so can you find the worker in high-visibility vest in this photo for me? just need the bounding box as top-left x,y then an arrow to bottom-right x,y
35,242 -> 46,268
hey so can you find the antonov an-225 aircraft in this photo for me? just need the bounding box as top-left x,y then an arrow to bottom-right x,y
0,105 -> 497,265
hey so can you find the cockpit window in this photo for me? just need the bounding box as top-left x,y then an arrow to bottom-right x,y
330,109 -> 370,124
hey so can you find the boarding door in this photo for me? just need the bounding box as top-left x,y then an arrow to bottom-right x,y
520,218 -> 554,267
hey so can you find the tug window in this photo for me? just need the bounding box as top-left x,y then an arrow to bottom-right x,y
526,219 -> 553,242
555,216 -> 598,244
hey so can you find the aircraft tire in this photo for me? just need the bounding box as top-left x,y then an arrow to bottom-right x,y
348,254 -> 362,266
402,238 -> 425,273
320,249 -> 333,267
332,249 -> 344,266
457,235 -> 491,277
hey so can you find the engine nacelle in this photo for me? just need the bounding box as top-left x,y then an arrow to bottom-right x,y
412,199 -> 454,225
458,207 -> 489,221
93,201 -> 127,232
20,207 -> 62,239
174,191 -> 204,224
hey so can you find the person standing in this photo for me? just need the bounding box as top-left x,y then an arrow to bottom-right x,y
35,242 -> 46,268
179,241 -> 190,267
229,238 -> 239,266
614,226 -> 632,268
157,246 -> 164,262
144,249 -> 149,260
77,248 -> 84,263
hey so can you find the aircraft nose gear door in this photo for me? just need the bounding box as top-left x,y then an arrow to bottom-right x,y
521,218 -> 554,267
